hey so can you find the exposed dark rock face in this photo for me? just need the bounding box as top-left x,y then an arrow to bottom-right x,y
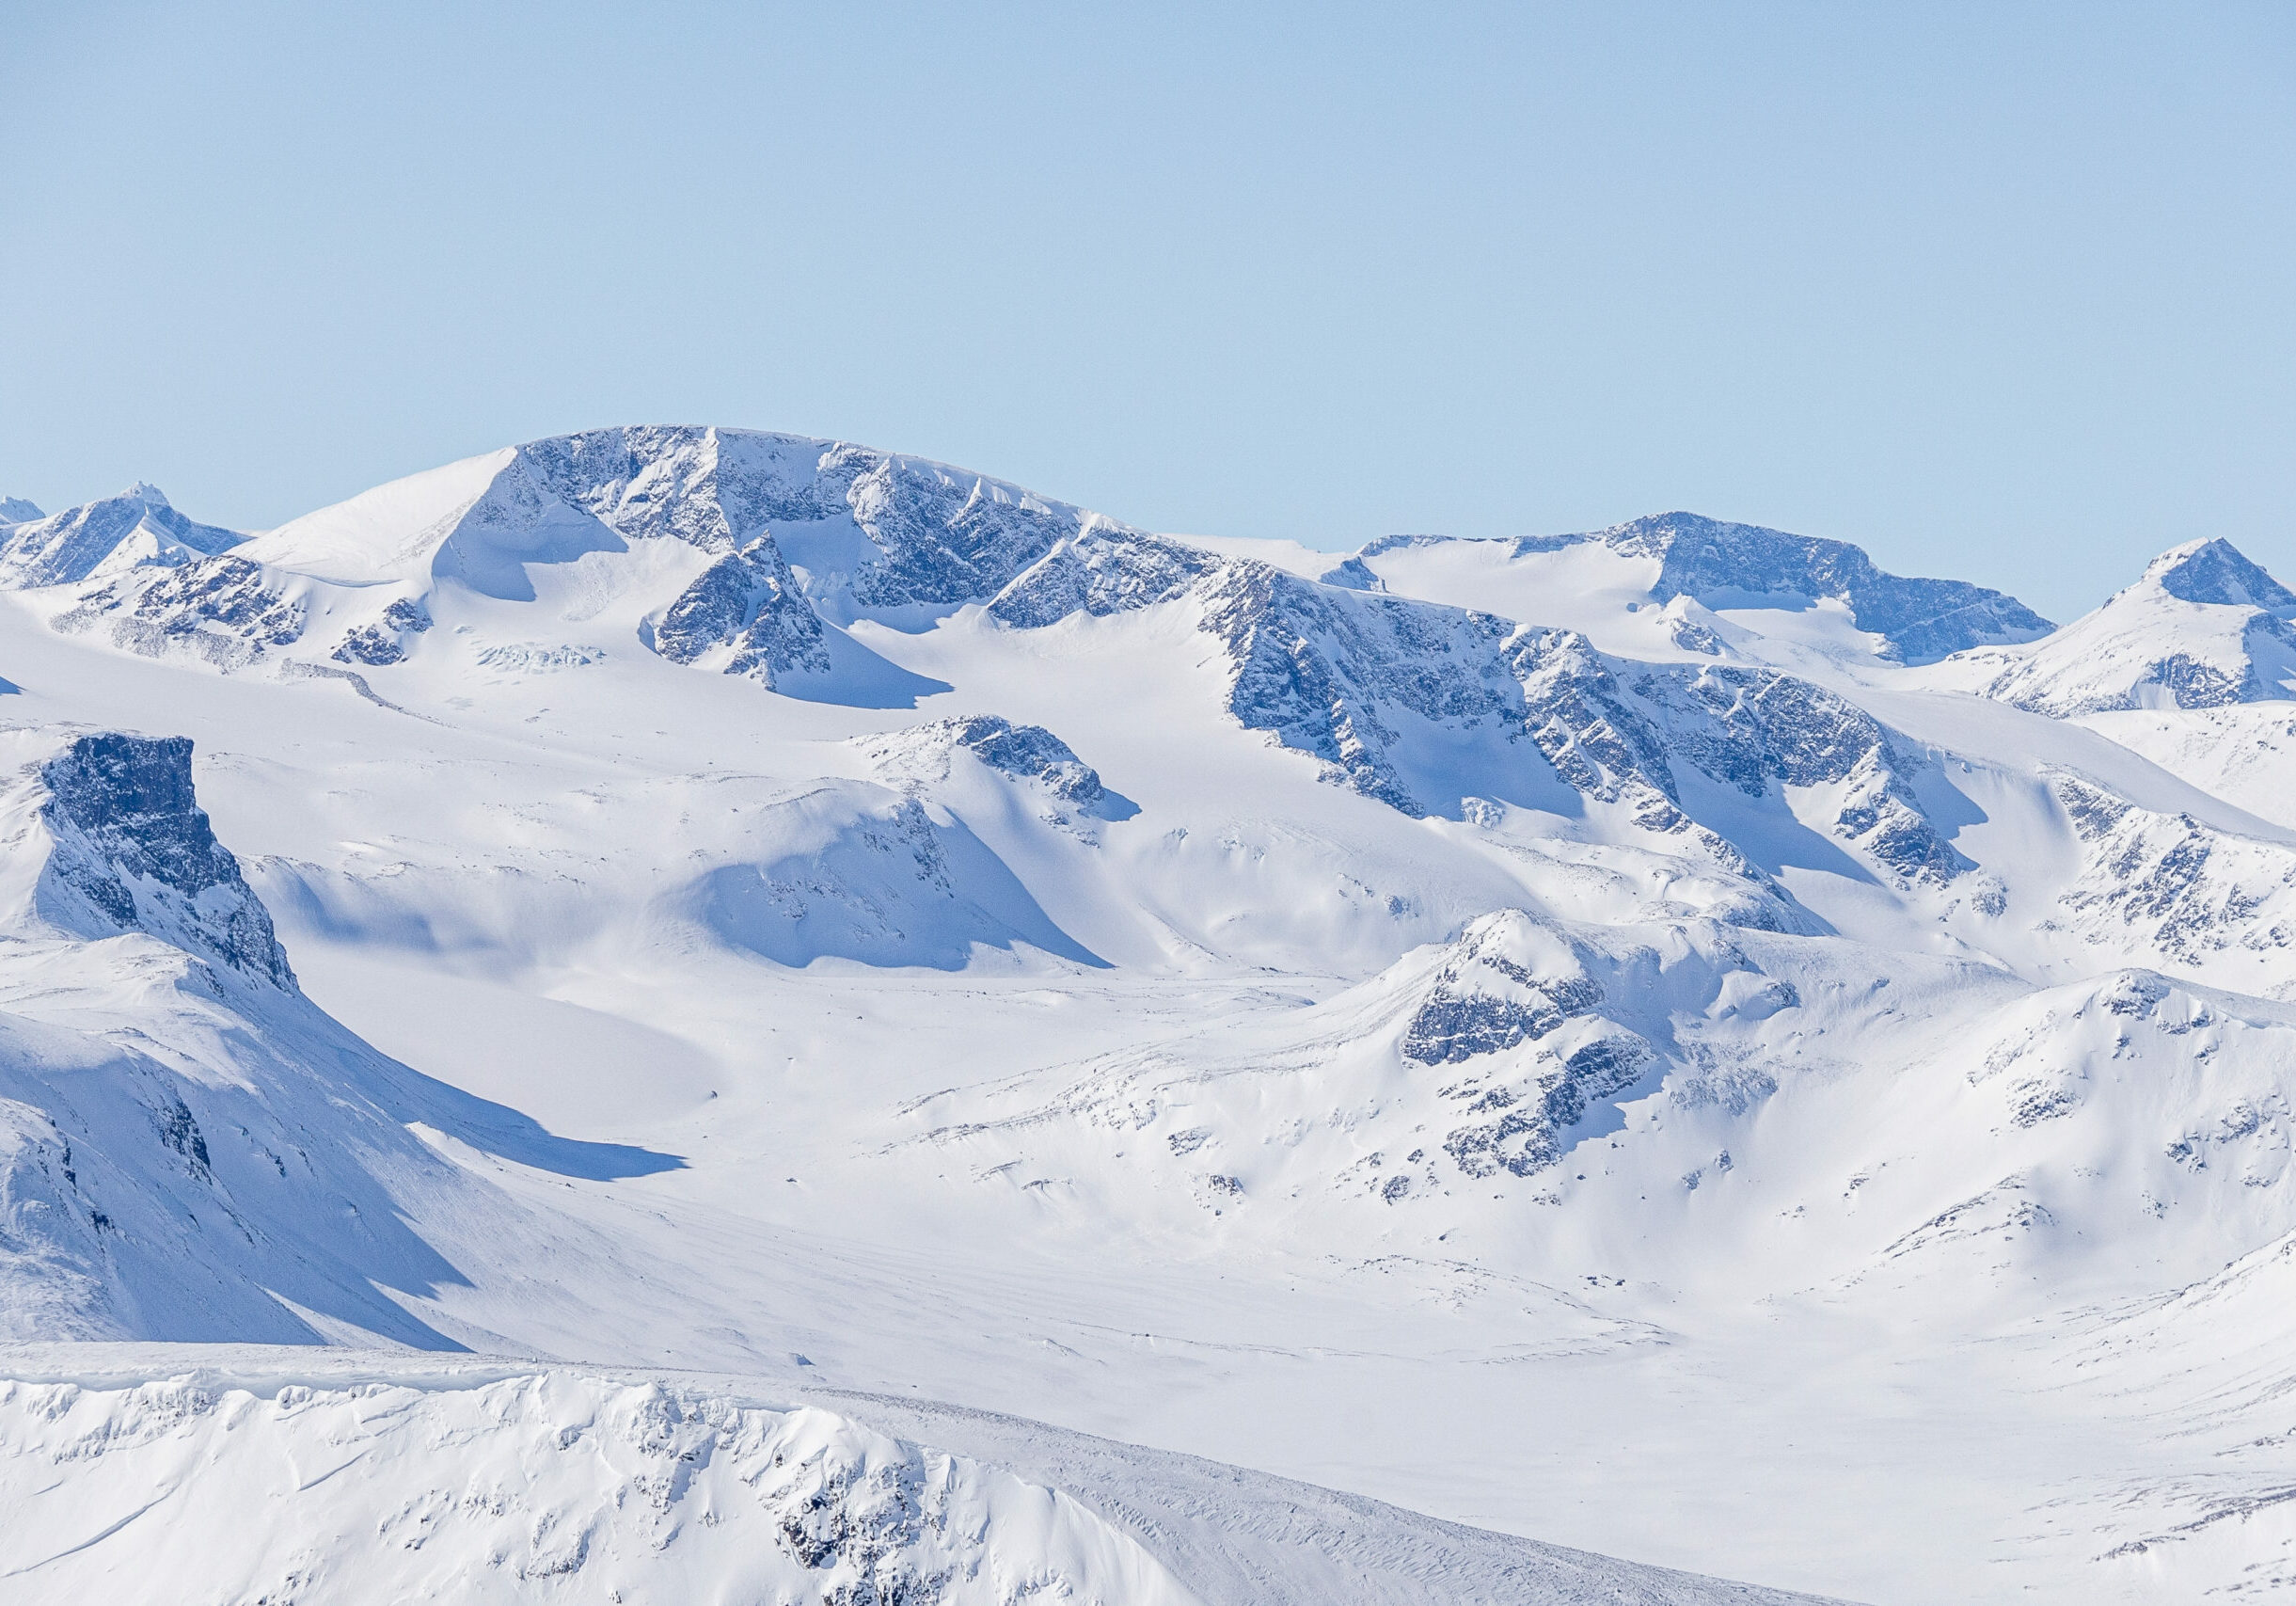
38,733 -> 295,988
60,555 -> 306,667
515,427 -> 1093,611
1199,564 -> 1524,817
1505,628 -> 1690,832
2151,539 -> 2296,609
652,538 -> 831,686
0,486 -> 241,589
1403,941 -> 1605,1067
333,597 -> 432,667
1368,513 -> 2051,661
988,530 -> 1219,627
1643,663 -> 1971,884
1443,1034 -> 1654,1180
916,715 -> 1104,805
1604,511 -> 2052,662
1506,630 -> 1967,884
992,527 -> 1964,886
2049,771 -> 2296,964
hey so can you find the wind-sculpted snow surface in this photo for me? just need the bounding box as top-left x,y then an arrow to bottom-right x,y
0,1367 -> 1200,1606
0,729 -> 674,1346
912,910 -> 1804,1209
692,784 -> 1102,969
0,1350 -> 1851,1606
24,423 -> 2296,1599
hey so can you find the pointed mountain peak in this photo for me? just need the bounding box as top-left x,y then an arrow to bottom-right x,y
119,482 -> 171,508
2141,537 -> 2295,610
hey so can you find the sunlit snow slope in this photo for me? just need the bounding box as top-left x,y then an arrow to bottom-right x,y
2,425 -> 2293,1603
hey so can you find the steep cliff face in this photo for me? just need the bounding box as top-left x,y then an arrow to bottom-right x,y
34,733 -> 295,989
0,729 -> 673,1347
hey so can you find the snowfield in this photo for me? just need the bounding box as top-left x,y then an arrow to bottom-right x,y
2,425 -> 2294,1601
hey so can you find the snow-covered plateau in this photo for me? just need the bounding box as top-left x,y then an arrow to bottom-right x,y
0,426 -> 2291,1601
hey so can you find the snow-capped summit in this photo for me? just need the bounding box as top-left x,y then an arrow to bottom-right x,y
0,496 -> 42,524
1953,536 -> 2296,715
1359,510 -> 2052,665
17,421 -> 2296,1598
1600,511 -> 2056,660
2144,535 -> 2296,610
0,483 -> 241,589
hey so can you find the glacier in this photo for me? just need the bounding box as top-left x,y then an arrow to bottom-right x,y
0,425 -> 2292,1601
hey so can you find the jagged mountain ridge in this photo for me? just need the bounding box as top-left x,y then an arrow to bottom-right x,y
6,426 -> 2296,1599
0,483 -> 240,590
12,431 -> 2035,900
1364,510 -> 2053,664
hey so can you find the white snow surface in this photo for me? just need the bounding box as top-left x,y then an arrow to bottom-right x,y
0,1344 -> 1841,1606
0,426 -> 2292,1602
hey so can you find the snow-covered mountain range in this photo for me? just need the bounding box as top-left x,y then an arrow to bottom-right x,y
2,425 -> 2293,1602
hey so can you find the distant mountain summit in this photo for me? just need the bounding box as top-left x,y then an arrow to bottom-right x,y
2146,536 -> 2296,610
1365,511 -> 2052,664
1956,536 -> 2296,715
0,483 -> 241,589
1599,511 -> 2055,661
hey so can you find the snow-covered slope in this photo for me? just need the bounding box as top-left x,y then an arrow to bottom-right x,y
0,1347 -> 1845,1606
0,728 -> 669,1346
8,425 -> 2296,1602
1948,537 -> 2296,715
0,484 -> 240,589
1360,511 -> 2052,666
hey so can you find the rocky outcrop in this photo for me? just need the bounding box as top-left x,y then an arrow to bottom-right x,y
651,537 -> 831,686
1402,914 -> 1606,1065
1366,513 -> 2051,662
1606,512 -> 2051,662
858,715 -> 1106,807
36,733 -> 294,987
332,597 -> 432,666
995,531 -> 1526,816
56,554 -> 305,668
487,427 -> 1102,612
2048,771 -> 2296,969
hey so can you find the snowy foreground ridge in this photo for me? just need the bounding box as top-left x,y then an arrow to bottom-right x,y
2,431 -> 2296,1601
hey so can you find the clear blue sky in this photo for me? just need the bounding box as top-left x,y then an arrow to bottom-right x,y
3,2 -> 2290,620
